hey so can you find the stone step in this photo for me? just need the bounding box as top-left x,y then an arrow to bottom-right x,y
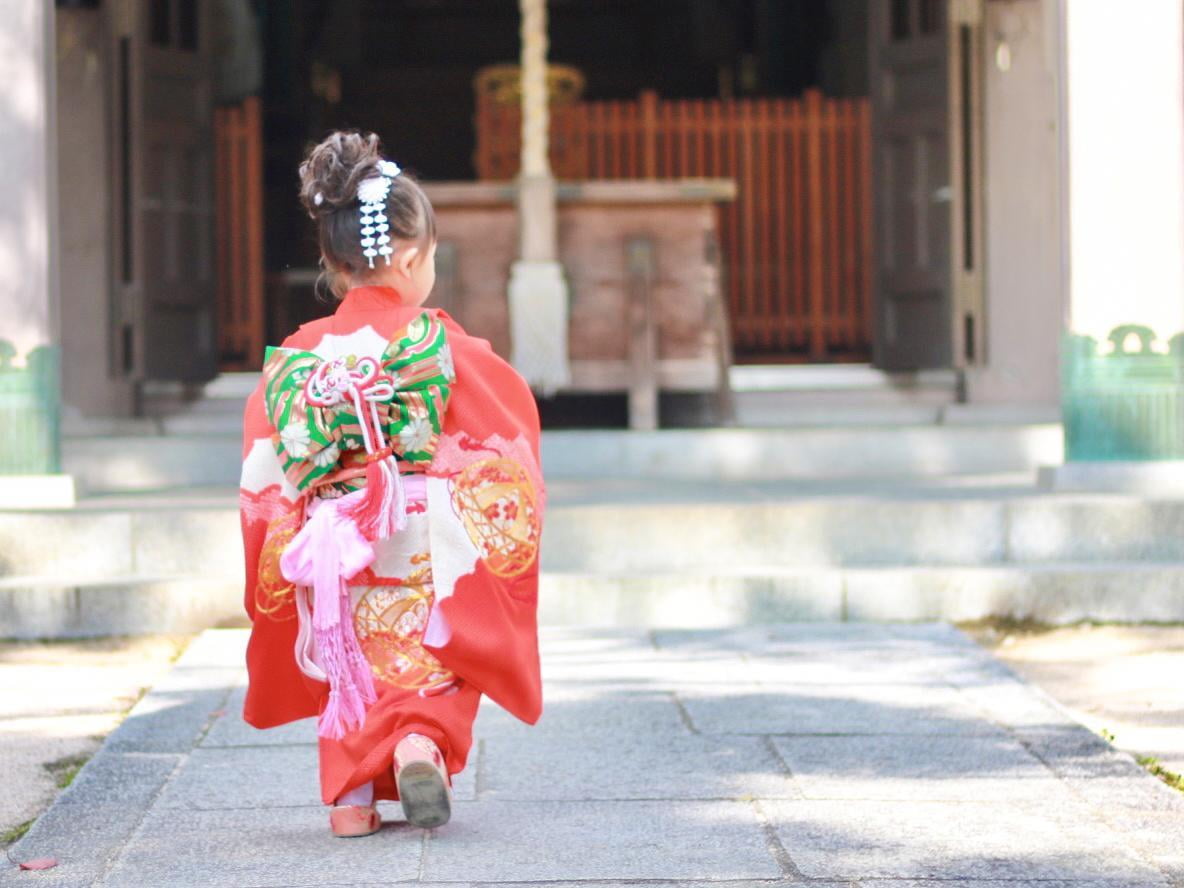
729,364 -> 958,394
4,487 -> 1183,581
726,364 -> 955,426
62,425 -> 1064,493
139,373 -> 259,416
538,564 -> 1184,624
730,401 -> 945,427
528,426 -> 1062,481
0,575 -> 241,638
3,563 -> 1182,638
63,435 -> 243,492
729,399 -> 1062,428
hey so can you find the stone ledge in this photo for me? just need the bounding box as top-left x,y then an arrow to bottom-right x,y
1040,460 -> 1184,494
0,474 -> 76,508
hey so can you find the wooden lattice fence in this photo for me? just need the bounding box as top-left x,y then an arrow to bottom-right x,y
476,88 -> 873,361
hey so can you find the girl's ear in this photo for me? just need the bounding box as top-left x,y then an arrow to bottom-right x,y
397,246 -> 420,276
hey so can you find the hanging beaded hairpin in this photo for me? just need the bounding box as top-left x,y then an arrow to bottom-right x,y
356,160 -> 402,269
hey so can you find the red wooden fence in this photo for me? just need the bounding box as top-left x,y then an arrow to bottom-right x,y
214,96 -> 265,371
475,89 -> 873,361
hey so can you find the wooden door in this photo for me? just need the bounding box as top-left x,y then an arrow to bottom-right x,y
869,0 -> 980,370
120,0 -> 217,383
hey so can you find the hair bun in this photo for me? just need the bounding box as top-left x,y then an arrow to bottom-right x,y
298,130 -> 383,218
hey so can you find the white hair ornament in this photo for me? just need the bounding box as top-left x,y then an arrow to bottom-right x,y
357,160 -> 402,268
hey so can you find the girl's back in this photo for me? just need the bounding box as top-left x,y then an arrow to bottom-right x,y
238,131 -> 543,837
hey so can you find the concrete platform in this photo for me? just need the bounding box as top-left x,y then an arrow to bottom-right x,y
62,424 -> 1065,493
8,625 -> 1182,886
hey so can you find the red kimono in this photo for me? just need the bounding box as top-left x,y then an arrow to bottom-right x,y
239,286 -> 543,804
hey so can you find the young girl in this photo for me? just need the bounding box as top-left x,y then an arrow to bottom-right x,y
238,131 -> 544,837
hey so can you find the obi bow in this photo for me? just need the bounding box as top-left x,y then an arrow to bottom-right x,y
262,311 -> 454,536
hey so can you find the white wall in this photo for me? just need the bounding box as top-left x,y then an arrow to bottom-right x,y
0,1 -> 55,362
1063,0 -> 1184,345
967,0 -> 1063,405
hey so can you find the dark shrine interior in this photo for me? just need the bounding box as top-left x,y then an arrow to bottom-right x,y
256,0 -> 867,272
247,0 -> 869,423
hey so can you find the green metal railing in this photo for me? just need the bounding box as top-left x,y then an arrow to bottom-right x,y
0,340 -> 60,475
1062,325 -> 1184,461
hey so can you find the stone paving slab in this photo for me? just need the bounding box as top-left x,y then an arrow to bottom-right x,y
954,677 -> 1084,730
762,798 -> 1167,882
1016,728 -> 1184,814
200,686 -> 317,747
7,624 -> 1183,888
0,713 -> 122,838
654,620 -> 969,650
541,648 -> 756,686
677,681 -> 1005,735
410,884 -> 807,888
419,799 -> 783,883
0,635 -> 185,842
979,624 -> 1184,776
472,683 -> 692,738
1101,810 -> 1184,881
5,752 -> 183,888
99,807 -> 424,888
156,744 -> 477,809
859,882 -> 1169,888
477,732 -> 799,800
769,734 -> 1077,802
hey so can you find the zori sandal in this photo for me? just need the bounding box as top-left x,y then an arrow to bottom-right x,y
394,733 -> 452,828
328,804 -> 381,837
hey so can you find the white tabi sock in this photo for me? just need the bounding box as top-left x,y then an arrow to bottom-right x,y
335,781 -> 374,807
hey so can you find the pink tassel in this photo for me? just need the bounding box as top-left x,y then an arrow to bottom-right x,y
347,451 -> 407,541
312,585 -> 371,739
314,574 -> 378,739
345,394 -> 408,542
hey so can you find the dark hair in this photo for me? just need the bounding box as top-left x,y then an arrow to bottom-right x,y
298,130 -> 437,298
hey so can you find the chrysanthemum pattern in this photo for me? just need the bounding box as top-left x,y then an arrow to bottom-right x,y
397,413 -> 431,454
279,421 -> 311,459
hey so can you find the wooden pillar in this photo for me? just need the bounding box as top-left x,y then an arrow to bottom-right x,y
508,0 -> 571,394
518,0 -> 553,260
626,237 -> 658,430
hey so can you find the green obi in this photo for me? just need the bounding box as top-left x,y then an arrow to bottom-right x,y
262,312 -> 454,492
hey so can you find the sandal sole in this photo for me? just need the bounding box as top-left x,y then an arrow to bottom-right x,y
397,761 -> 452,829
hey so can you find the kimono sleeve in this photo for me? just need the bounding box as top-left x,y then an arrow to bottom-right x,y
420,320 -> 545,725
239,373 -> 321,727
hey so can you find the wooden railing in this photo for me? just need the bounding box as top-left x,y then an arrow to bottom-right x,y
214,96 -> 265,370
475,89 -> 873,361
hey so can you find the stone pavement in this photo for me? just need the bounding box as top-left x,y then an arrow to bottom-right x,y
0,636 -> 187,845
975,623 -> 1184,777
6,624 -> 1183,887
